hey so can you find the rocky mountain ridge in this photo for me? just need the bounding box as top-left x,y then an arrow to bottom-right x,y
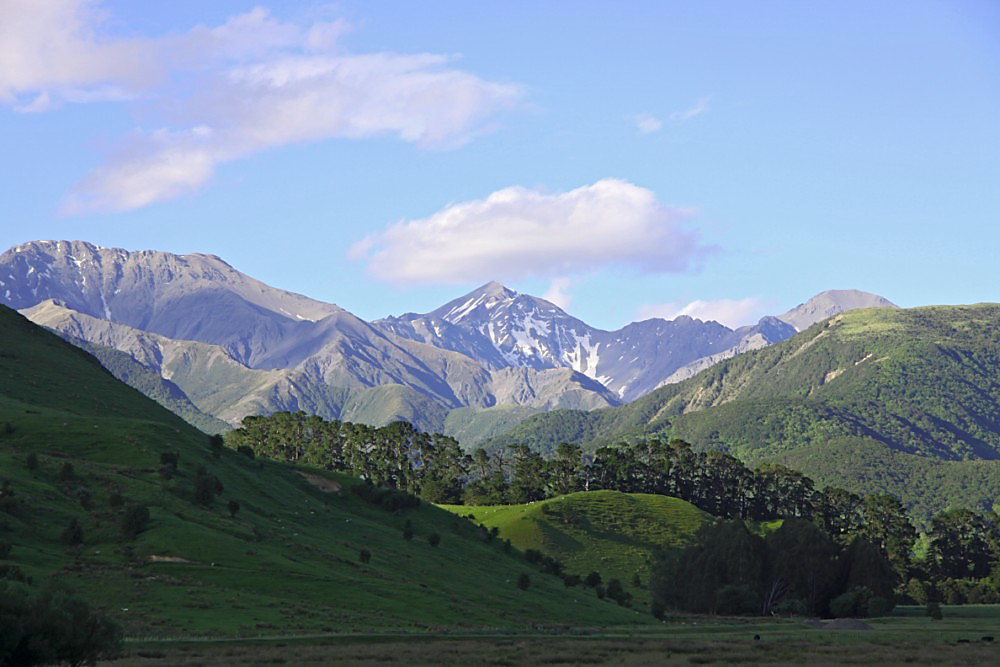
1,240 -> 897,442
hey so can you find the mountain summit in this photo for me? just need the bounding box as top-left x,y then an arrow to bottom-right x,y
778,289 -> 898,331
1,241 -> 900,442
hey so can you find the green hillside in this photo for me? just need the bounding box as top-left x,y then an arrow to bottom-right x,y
0,305 -> 649,636
442,491 -> 711,606
65,335 -> 231,435
483,305 -> 1000,514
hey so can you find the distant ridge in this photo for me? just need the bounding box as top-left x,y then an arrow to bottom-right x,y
1,240 -> 899,445
778,289 -> 898,331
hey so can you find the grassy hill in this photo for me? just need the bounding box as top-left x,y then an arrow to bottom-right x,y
483,305 -> 1000,515
442,491 -> 711,606
0,304 -> 650,636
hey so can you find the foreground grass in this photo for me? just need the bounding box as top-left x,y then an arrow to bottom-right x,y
102,606 -> 1000,666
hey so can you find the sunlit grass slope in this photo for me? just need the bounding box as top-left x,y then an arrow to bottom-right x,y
0,305 -> 650,636
443,491 -> 711,604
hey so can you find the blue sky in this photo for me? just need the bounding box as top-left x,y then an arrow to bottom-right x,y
2,1 -> 998,330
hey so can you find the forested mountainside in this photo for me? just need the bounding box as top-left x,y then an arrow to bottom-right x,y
483,304 -> 1000,515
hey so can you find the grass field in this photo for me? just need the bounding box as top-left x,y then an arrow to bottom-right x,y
442,491 -> 711,606
0,304 -> 649,636
98,606 -> 1000,666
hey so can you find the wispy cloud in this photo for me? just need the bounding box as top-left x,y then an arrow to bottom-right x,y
0,1 -> 523,213
636,296 -> 763,329
350,178 -> 713,285
631,113 -> 662,134
542,277 -> 574,310
670,96 -> 711,123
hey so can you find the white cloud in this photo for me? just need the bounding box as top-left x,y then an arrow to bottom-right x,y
631,113 -> 662,134
350,179 -> 712,285
542,277 -> 573,310
670,96 -> 711,122
1,1 -> 523,213
0,0 -> 161,106
636,297 -> 763,329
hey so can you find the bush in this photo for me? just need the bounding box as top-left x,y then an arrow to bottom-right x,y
606,578 -> 632,607
830,586 -> 874,618
584,571 -> 602,588
209,434 -> 224,458
0,541 -> 10,559
61,518 -> 84,545
524,549 -> 543,564
76,486 -> 93,511
109,491 -> 125,508
237,445 -> 255,459
428,532 -> 441,547
59,462 -> 75,482
25,453 -> 38,471
715,584 -> 759,615
867,596 -> 892,617
926,600 -> 943,620
194,470 -> 223,507
0,580 -> 123,666
228,500 -> 241,517
595,584 -> 606,599
159,451 -> 179,467
121,504 -> 150,539
402,520 -> 414,541
359,549 -> 371,564
517,573 -> 531,590
351,483 -> 420,513
563,574 -> 581,588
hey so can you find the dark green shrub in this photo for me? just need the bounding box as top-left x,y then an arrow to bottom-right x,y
563,574 -> 581,587
228,500 -> 241,517
122,504 -> 150,539
209,434 -> 224,458
59,462 -> 75,482
584,571 -> 602,588
109,490 -> 125,508
61,518 -> 84,545
0,481 -> 17,515
159,451 -> 179,467
402,520 -> 414,541
428,532 -> 440,547
359,549 -> 371,564
517,573 -> 530,590
77,486 -> 93,511
715,584 -> 758,615
606,578 -> 633,607
0,580 -> 123,666
237,445 -> 255,459
867,596 -> 892,617
926,600 -> 943,620
194,471 -> 223,507
25,452 -> 38,471
524,548 -> 543,564
595,584 -> 606,599
830,586 -> 873,618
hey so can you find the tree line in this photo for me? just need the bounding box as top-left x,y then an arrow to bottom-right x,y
226,412 -> 1000,609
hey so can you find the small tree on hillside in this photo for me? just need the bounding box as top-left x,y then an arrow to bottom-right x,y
121,504 -> 150,540
517,573 -> 531,590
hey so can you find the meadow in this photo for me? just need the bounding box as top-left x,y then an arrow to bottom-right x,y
101,606 -> 1000,666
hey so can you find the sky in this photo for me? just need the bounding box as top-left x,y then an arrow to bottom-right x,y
2,0 -> 999,330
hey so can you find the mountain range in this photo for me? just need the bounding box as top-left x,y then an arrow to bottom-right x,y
1,240 -> 895,443
482,303 -> 1000,520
